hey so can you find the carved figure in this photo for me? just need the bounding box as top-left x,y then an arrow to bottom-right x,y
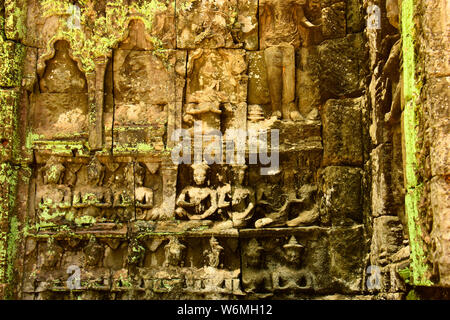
261,0 -> 319,120
111,170 -> 133,207
164,237 -> 186,267
204,236 -> 224,268
83,237 -> 104,267
242,239 -> 272,294
73,157 -> 113,218
381,0 -> 402,126
272,236 -> 313,291
41,238 -> 63,269
177,0 -> 238,48
134,163 -> 154,209
216,167 -> 231,218
39,40 -> 86,93
175,162 -> 218,220
256,177 -> 318,228
36,157 -> 72,222
183,86 -> 225,134
228,165 -> 255,228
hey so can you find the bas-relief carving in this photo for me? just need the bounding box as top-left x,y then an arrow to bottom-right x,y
272,236 -> 314,292
25,237 -> 128,296
242,239 -> 272,296
246,0 -> 323,122
186,49 -> 248,105
176,0 -> 258,50
35,157 -> 72,225
242,235 -> 320,296
176,162 -> 218,221
132,235 -> 242,297
228,165 -> 255,228
113,20 -> 185,151
259,0 -> 321,50
118,10 -> 176,51
175,163 -> 256,228
174,159 -> 320,230
33,157 -> 175,225
20,0 -> 371,300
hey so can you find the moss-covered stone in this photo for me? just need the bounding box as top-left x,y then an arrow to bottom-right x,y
401,0 -> 433,286
0,37 -> 25,87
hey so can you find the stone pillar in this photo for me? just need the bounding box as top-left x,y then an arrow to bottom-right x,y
411,0 -> 450,287
0,1 -> 27,299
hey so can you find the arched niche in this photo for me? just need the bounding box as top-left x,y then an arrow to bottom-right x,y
119,19 -> 156,51
38,40 -> 87,93
31,40 -> 89,140
112,19 -> 185,152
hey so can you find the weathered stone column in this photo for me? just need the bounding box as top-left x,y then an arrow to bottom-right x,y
0,0 -> 28,299
407,0 -> 450,287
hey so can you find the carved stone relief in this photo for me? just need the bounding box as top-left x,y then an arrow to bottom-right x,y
14,0 -> 375,300
176,0 -> 258,50
113,26 -> 185,151
32,40 -> 88,140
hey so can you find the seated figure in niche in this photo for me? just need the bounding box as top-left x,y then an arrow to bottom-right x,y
36,156 -> 72,223
39,40 -> 87,93
111,170 -> 133,208
164,237 -> 186,268
134,163 -> 154,209
175,162 -> 218,220
229,165 -> 255,228
37,40 -> 88,137
255,170 -> 318,228
106,165 -> 134,222
272,236 -> 314,291
73,157 -> 113,218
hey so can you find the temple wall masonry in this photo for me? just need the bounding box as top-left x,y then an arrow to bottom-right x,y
0,0 -> 448,300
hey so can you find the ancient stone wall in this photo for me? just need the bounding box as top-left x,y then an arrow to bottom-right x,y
0,0 -> 448,300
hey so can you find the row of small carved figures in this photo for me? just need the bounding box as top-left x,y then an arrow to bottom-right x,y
38,272 -> 312,294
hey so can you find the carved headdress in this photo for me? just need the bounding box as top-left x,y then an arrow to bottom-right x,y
191,161 -> 210,173
283,236 -> 304,251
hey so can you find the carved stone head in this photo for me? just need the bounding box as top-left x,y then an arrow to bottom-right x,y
232,165 -> 247,185
43,157 -> 65,185
283,236 -> 305,266
216,166 -> 228,184
191,162 -> 209,186
164,237 -> 186,267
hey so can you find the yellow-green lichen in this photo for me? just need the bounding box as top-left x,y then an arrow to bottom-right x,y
4,1 -> 27,40
0,162 -> 19,298
0,38 -> 25,87
40,0 -> 170,73
401,0 -> 433,286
